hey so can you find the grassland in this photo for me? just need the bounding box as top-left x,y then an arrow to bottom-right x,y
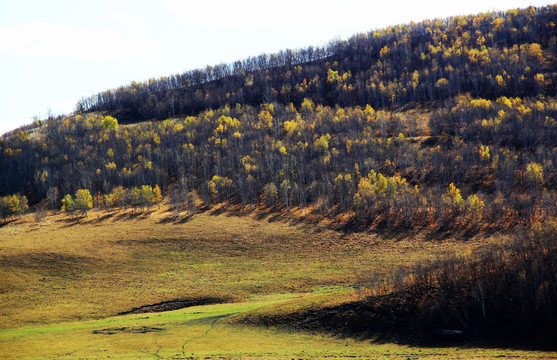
3,298 -> 557,360
1,206 -> 556,359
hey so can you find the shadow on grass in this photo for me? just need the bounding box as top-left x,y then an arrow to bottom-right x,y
176,214 -> 195,224
240,295 -> 557,352
93,212 -> 116,222
57,216 -> 83,228
157,213 -> 195,224
53,208 -> 159,227
0,219 -> 16,228
209,204 -> 260,218
117,296 -> 228,315
108,210 -> 155,221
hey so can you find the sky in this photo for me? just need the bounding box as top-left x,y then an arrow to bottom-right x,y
0,0 -> 554,135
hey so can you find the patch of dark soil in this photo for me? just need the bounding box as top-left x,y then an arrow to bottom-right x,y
118,297 -> 227,315
92,326 -> 164,335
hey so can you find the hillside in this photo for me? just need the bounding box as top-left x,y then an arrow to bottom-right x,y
1,6 -> 556,234
76,5 -> 557,121
1,4 -> 557,357
2,208 -> 554,359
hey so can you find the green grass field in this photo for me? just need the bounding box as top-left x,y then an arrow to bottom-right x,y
3,297 -> 556,359
1,207 -> 556,359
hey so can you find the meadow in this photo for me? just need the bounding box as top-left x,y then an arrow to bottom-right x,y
1,207 -> 556,359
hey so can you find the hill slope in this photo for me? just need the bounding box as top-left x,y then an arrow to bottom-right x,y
77,5 -> 557,121
1,5 -> 557,355
1,7 -> 556,234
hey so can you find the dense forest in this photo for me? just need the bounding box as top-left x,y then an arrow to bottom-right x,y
1,5 -> 557,233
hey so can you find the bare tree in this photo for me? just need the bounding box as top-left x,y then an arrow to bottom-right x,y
46,187 -> 59,213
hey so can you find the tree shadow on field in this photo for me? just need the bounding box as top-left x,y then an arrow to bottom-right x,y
241,293 -> 557,352
69,212 -> 117,226
60,210 -> 159,227
255,210 -> 271,221
93,212 -> 115,222
157,213 -> 194,224
422,226 -> 491,242
209,204 -> 258,218
112,210 -> 154,221
176,214 -> 195,224
157,214 -> 177,224
267,213 -> 287,223
0,219 -> 16,228
57,216 -> 85,228
209,206 -> 228,216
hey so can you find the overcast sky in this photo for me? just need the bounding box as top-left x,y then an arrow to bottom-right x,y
0,0 -> 553,135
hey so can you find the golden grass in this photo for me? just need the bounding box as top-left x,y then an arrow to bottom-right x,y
2,206 -> 554,359
0,206 -> 487,329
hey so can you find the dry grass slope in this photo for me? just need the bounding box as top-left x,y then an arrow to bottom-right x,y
0,206 -> 486,329
1,206 -> 555,359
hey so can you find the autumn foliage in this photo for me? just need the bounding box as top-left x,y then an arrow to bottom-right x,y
0,5 -> 556,232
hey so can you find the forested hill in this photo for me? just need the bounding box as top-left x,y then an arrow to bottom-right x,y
1,5 -> 557,233
76,5 -> 557,121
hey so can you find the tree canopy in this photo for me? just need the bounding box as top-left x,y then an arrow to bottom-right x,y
1,5 -> 557,232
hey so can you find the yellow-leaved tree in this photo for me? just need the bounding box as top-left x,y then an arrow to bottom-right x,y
74,189 -> 93,216
101,115 -> 118,130
61,194 -> 76,214
442,183 -> 465,223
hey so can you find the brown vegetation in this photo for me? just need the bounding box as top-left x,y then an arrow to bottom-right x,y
241,222 -> 557,348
